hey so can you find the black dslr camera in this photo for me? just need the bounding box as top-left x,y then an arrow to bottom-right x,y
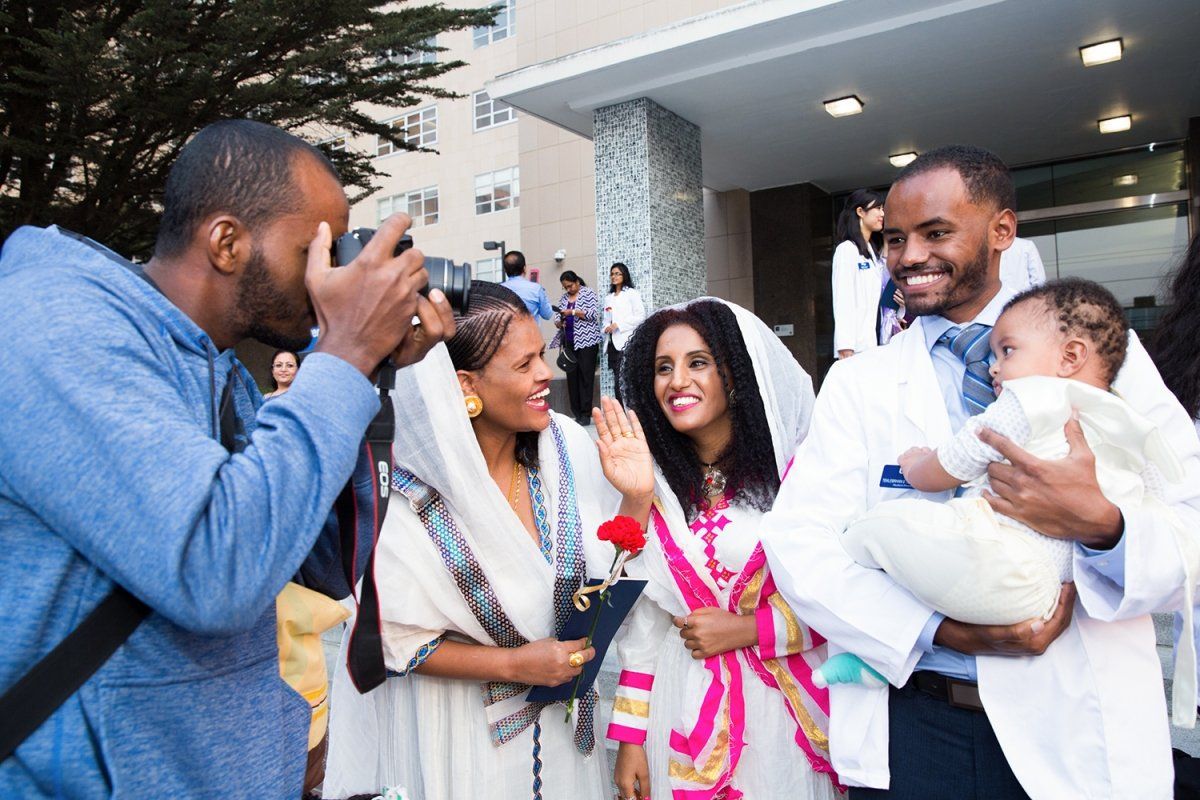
333,228 -> 472,313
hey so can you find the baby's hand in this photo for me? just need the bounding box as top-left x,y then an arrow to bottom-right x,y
899,446 -> 933,474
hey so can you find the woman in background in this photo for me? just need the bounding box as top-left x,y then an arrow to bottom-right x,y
603,262 -> 645,404
551,270 -> 602,426
1154,232 -> 1200,800
608,298 -> 838,800
832,189 -> 887,358
263,349 -> 299,399
1155,231 -> 1200,425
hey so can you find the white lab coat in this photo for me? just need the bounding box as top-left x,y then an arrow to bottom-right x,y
999,237 -> 1047,293
831,240 -> 885,355
760,320 -> 1200,799
603,287 -> 645,351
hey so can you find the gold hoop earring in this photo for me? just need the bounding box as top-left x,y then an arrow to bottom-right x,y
464,395 -> 484,418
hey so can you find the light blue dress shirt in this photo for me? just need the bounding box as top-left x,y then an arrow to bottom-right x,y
910,287 -> 1128,681
501,275 -> 554,319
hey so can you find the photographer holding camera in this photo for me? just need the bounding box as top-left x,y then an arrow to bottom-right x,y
0,120 -> 456,796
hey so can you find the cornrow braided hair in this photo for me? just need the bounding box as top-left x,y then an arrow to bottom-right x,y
446,281 -> 540,468
1004,277 -> 1129,384
620,299 -> 780,521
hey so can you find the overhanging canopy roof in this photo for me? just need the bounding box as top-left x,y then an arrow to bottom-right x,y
488,0 -> 1200,192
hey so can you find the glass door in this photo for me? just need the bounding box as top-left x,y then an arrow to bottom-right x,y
1021,203 -> 1190,337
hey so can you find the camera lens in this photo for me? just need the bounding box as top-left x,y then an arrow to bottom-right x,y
421,257 -> 471,313
332,228 -> 470,312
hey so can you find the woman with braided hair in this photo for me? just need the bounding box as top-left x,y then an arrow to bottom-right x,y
325,281 -> 655,800
608,298 -> 840,800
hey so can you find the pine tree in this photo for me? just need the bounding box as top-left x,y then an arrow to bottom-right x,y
0,0 -> 497,258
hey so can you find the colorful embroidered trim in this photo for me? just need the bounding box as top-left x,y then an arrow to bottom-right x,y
690,498 -> 737,588
650,505 -> 840,797
391,634 -> 446,677
607,670 -> 655,745
527,465 -> 553,564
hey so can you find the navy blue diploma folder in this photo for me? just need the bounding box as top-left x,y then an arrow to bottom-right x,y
525,577 -> 647,702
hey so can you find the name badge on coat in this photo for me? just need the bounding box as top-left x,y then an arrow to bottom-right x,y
879,464 -> 914,490
857,261 -> 873,270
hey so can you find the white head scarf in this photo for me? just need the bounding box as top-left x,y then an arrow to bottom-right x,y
620,297 -> 815,610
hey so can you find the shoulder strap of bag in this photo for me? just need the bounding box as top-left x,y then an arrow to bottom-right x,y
0,587 -> 148,761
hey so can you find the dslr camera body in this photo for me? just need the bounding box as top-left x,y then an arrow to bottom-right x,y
333,228 -> 472,313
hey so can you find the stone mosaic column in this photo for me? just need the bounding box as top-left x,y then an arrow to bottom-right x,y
594,97 -> 705,399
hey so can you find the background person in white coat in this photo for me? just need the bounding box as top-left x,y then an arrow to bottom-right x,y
999,236 -> 1047,293
761,145 -> 1200,800
603,261 -> 645,404
832,189 -> 887,359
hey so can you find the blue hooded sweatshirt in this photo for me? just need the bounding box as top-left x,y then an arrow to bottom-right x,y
0,226 -> 380,797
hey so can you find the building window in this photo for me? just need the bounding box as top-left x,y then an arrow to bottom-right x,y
475,167 -> 519,215
377,106 -> 437,156
320,134 -> 348,152
472,90 -> 514,131
473,0 -> 515,48
385,36 -> 437,65
377,186 -> 439,227
475,257 -> 503,283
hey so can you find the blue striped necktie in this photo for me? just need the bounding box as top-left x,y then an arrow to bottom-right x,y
937,323 -> 996,415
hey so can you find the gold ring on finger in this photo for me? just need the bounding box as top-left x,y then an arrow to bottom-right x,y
568,651 -> 586,668
621,431 -> 635,438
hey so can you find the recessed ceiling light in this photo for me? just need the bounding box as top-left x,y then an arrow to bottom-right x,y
1113,173 -> 1138,187
1079,38 -> 1123,67
824,95 -> 864,117
1098,114 -> 1131,134
889,152 -> 918,168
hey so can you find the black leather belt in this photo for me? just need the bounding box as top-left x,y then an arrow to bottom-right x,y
908,670 -> 984,711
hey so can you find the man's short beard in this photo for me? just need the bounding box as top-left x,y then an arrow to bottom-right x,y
907,240 -> 990,318
235,246 -> 313,352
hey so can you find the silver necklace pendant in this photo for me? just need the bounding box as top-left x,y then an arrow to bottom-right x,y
702,464 -> 727,496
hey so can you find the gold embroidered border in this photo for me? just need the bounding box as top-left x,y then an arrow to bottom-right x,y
764,659 -> 830,754
613,696 -> 651,718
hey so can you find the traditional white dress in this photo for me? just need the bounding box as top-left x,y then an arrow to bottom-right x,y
325,345 -> 618,800
608,299 -> 841,800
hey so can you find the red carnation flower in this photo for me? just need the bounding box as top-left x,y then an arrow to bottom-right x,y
597,515 -> 646,555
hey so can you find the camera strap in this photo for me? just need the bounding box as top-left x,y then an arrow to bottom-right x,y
335,365 -> 395,694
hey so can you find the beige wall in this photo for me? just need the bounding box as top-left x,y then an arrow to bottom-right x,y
333,15 -> 524,269
514,0 -> 749,295
703,189 -> 754,311
336,0 -> 752,312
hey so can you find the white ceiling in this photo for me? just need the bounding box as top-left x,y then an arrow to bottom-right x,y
488,0 -> 1200,192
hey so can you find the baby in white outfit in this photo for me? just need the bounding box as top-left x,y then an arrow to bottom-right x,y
816,277 -> 1182,688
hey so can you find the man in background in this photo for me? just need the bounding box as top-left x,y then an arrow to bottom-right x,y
501,249 -> 553,319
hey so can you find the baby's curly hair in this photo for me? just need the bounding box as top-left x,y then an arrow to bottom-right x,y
619,300 -> 780,520
1004,277 -> 1128,384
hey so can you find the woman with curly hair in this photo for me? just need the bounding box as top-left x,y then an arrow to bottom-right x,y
608,298 -> 840,800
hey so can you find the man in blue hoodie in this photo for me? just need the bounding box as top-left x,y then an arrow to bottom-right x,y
0,120 -> 455,797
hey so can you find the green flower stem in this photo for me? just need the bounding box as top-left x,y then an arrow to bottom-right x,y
563,549 -> 623,721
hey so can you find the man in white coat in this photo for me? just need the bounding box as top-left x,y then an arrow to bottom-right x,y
761,144 -> 1200,799
999,236 -> 1047,293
